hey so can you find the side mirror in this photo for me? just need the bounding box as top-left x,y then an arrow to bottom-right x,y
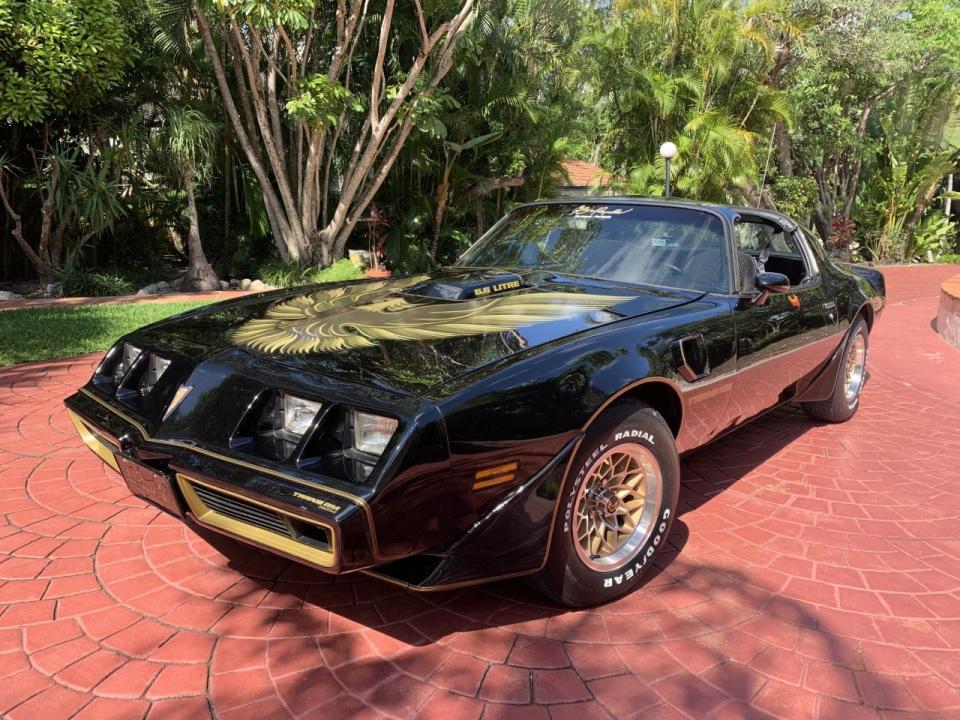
756,272 -> 790,294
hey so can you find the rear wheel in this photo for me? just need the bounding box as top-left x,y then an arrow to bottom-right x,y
532,401 -> 680,607
802,317 -> 869,423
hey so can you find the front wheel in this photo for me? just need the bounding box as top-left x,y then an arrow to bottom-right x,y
802,317 -> 869,423
532,401 -> 680,607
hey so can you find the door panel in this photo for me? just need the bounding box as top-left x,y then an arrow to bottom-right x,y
726,219 -> 835,424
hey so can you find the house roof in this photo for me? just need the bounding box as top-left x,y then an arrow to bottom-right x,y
559,159 -> 616,187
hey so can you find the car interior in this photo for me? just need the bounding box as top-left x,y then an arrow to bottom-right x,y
540,214 -> 730,293
734,216 -> 811,290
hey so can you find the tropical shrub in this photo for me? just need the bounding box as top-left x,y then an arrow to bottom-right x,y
58,268 -> 135,297
258,258 -> 363,288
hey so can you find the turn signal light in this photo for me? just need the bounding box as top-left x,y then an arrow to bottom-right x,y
473,461 -> 518,490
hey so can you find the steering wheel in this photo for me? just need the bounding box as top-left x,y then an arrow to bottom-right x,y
535,243 -> 563,267
658,262 -> 685,283
665,262 -> 684,276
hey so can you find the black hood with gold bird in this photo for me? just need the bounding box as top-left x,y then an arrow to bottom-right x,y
133,268 -> 702,396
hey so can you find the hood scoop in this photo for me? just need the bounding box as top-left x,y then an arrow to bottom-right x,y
403,271 -> 525,301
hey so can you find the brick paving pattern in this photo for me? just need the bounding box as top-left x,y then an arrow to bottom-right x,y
0,265 -> 958,719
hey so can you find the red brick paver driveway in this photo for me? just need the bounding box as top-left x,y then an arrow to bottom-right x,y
1,265 -> 959,720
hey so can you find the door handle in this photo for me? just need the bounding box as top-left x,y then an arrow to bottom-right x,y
673,334 -> 710,381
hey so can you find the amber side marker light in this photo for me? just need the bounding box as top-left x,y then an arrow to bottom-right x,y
472,461 -> 518,490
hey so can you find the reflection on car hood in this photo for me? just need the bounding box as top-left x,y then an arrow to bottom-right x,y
137,268 -> 701,395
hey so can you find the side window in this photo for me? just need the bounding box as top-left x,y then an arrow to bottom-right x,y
735,218 -> 811,288
734,221 -> 771,252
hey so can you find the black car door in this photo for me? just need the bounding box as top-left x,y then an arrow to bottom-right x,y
728,215 -> 837,423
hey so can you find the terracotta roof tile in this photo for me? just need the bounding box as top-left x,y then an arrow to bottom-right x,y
559,159 -> 615,187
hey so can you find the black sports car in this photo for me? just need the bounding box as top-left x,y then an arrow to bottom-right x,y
65,199 -> 885,606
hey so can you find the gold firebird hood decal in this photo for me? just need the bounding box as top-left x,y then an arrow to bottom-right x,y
232,277 -> 631,353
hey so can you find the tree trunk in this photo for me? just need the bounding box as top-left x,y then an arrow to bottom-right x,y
740,180 -> 777,210
774,123 -> 793,177
196,2 -> 476,267
0,173 -> 56,287
812,207 -> 833,244
431,163 -> 453,259
181,170 -> 221,292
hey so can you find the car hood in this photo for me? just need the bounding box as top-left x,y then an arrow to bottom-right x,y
136,269 -> 701,396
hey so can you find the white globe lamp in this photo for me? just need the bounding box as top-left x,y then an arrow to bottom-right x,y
659,142 -> 678,196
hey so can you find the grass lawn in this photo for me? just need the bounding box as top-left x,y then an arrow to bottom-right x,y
0,302 -> 211,367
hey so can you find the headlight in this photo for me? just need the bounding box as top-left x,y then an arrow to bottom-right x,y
111,343 -> 142,384
253,392 -> 322,461
138,354 -> 171,396
282,393 -> 322,436
352,410 -> 398,456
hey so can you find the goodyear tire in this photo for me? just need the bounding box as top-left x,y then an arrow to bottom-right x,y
533,401 -> 680,607
802,317 -> 869,423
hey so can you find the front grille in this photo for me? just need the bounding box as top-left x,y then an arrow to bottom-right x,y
191,483 -> 291,537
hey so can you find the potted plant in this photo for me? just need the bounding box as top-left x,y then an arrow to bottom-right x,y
365,204 -> 392,278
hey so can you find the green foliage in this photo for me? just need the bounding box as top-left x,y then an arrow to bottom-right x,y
313,259 -> 366,284
374,0 -> 587,269
0,0 -> 133,123
404,89 -> 461,141
0,302 -> 210,366
5,0 -> 960,288
164,107 -> 220,182
580,0 -> 795,202
912,214 -> 958,261
57,256 -> 168,297
49,147 -> 127,245
773,176 -> 819,223
213,0 -> 314,29
286,75 -> 360,131
854,82 -> 959,261
258,258 -> 363,288
58,268 -> 135,297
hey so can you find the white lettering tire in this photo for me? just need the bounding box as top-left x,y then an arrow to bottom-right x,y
532,401 -> 680,607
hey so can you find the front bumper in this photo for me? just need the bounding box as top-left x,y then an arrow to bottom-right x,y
66,384 -> 577,591
65,388 -> 381,574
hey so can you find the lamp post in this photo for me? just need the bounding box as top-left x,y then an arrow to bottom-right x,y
659,141 -> 678,198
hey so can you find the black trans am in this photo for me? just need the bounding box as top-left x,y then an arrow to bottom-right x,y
65,199 -> 885,606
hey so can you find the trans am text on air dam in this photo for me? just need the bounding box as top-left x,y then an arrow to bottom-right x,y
65,199 -> 885,606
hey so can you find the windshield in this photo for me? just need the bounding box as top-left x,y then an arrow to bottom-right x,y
456,203 -> 729,293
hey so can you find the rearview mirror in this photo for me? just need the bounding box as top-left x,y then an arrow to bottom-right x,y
756,272 -> 790,294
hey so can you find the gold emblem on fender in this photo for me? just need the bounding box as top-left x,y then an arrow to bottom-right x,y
232,276 -> 630,354
292,491 -> 341,514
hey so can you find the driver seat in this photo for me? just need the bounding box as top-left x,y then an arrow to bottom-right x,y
737,251 -> 756,294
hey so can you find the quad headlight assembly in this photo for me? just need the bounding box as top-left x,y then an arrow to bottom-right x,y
96,342 -> 172,400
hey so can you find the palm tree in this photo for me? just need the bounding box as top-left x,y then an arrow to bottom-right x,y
582,0 -> 793,203
162,106 -> 220,290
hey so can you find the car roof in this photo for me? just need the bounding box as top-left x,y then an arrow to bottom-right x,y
522,196 -> 799,230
